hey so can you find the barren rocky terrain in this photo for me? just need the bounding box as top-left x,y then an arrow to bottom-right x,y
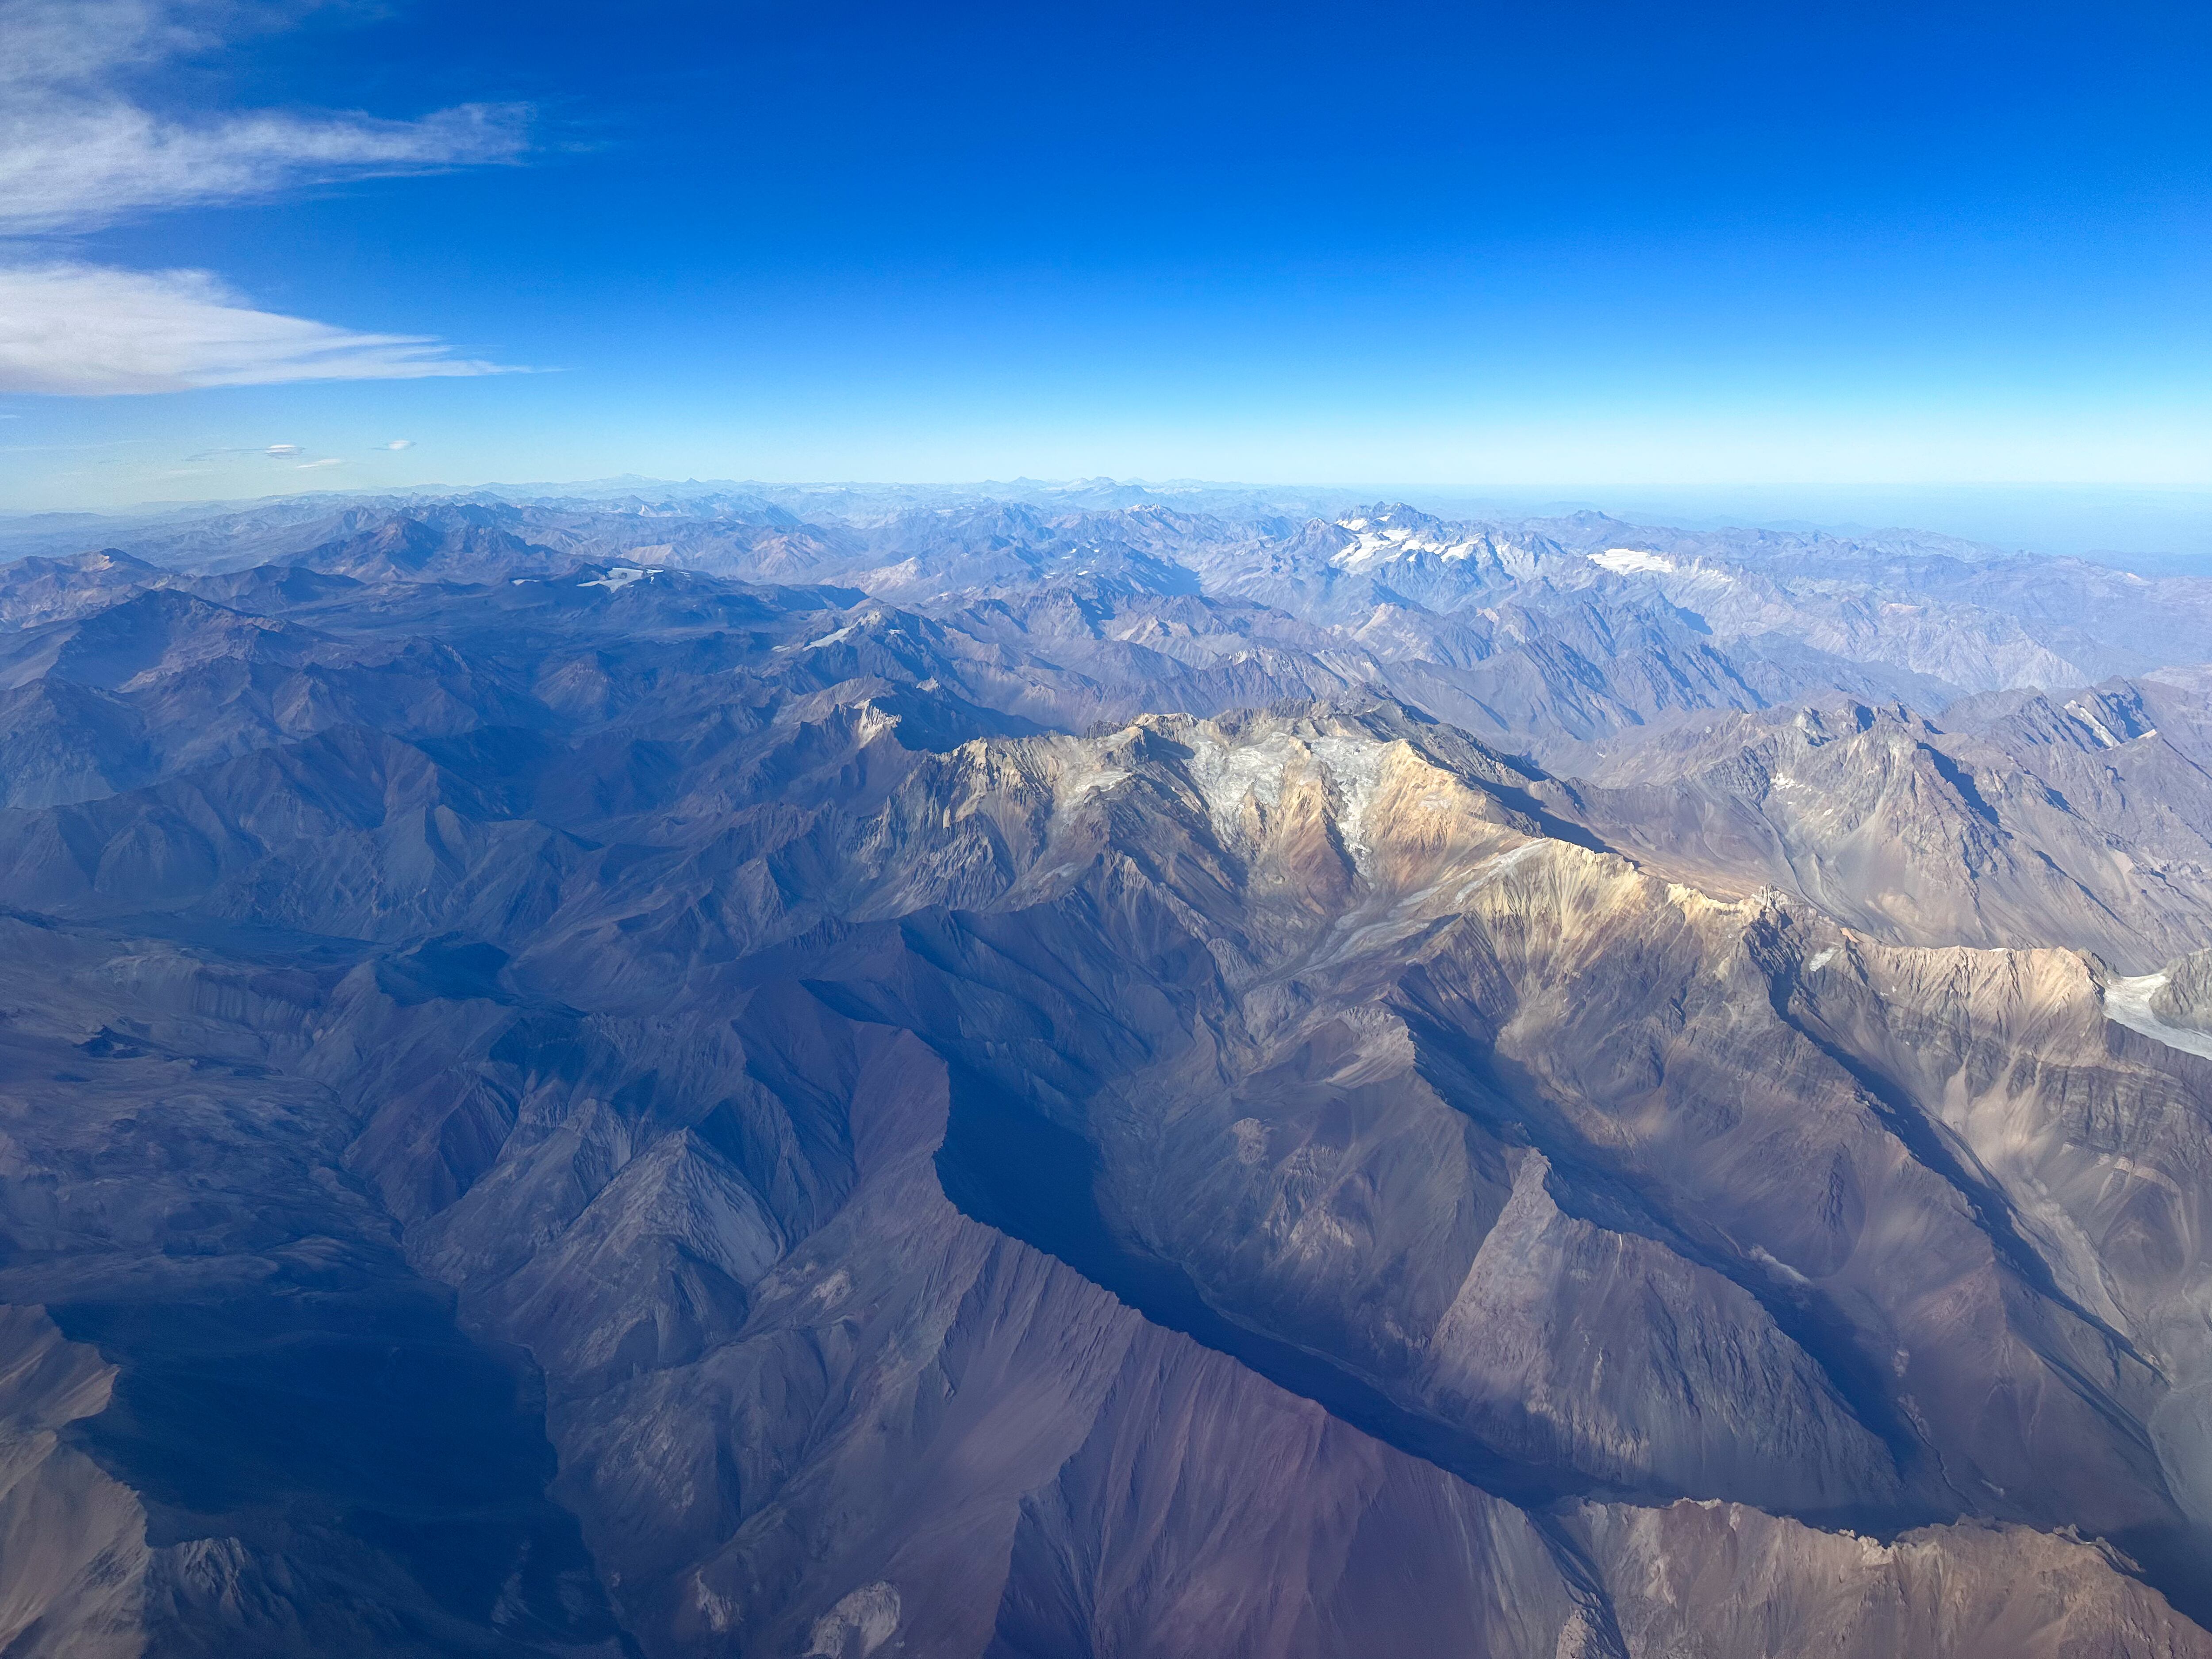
2,487 -> 2210,1656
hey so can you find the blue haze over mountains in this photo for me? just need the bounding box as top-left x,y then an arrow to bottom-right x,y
8,0 -> 2212,1645
5,484 -> 2212,1655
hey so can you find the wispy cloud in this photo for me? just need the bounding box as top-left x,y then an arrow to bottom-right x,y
1,0 -> 527,392
184,442 -> 315,459
0,102 -> 528,235
0,0 -> 529,233
0,264 -> 513,394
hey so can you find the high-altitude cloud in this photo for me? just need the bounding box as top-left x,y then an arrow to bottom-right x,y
0,100 -> 527,236
0,265 -> 508,394
0,0 -> 524,393
0,0 -> 529,233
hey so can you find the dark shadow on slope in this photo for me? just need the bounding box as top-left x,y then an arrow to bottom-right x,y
1413,982 -> 2212,1631
54,1273 -> 634,1657
2114,1520 -> 2212,1632
1755,966 -> 2212,1628
929,1056 -> 1635,1655
376,934 -> 516,1006
1396,1002 -> 1943,1529
1768,980 -> 2162,1378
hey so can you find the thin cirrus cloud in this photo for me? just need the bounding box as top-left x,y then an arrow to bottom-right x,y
0,265 -> 511,394
0,0 -> 527,396
0,100 -> 529,236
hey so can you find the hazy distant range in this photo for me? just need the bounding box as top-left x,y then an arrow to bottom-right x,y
1354,483 -> 2212,571
11,479 -> 2212,573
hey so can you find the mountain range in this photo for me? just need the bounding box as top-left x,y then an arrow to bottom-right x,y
1,484 -> 2210,1657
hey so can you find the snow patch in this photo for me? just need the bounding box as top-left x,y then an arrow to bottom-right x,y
2102,972 -> 2212,1061
1589,548 -> 1676,576
1328,522 -> 1504,572
1056,760 -> 1131,810
1495,540 -> 1540,580
1306,733 -> 1389,856
1179,728 -> 1390,867
1805,948 -> 1836,973
2064,699 -> 2124,748
1184,731 -> 1295,830
579,565 -> 649,591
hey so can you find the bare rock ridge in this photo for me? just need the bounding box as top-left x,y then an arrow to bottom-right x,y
0,489 -> 2208,1655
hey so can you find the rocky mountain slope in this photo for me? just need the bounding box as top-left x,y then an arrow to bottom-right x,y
0,491 -> 2210,1656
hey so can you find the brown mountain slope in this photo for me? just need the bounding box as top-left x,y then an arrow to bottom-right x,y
0,538 -> 2209,1656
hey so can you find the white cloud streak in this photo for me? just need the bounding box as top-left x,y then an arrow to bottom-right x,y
0,264 -> 512,394
0,100 -> 528,234
4,0 -> 215,84
0,0 -> 530,233
0,0 -> 527,392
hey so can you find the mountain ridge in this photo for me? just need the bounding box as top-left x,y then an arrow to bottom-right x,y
0,491 -> 2209,1655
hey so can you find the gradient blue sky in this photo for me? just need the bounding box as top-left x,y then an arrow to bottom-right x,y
4,0 -> 2210,515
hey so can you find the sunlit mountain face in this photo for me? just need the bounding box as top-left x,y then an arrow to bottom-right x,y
1,487 -> 2211,1657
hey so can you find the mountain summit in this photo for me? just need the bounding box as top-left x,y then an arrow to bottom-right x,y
0,490 -> 2208,1657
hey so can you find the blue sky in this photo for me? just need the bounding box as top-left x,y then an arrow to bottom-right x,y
3,0 -> 2210,515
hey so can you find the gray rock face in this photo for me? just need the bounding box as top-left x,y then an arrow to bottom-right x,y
0,493 -> 2209,1655
2149,949 -> 2212,1034
1567,694 -> 2212,969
